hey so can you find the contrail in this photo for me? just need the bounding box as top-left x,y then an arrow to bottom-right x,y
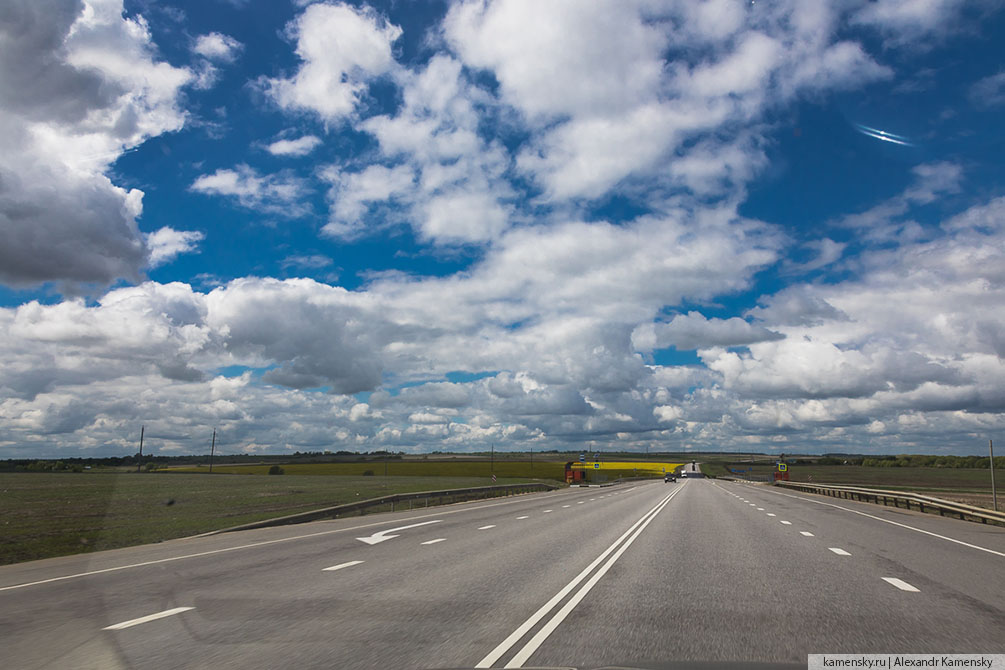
854,123 -> 914,147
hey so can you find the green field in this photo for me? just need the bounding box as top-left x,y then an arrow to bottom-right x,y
0,472 -> 536,565
168,459 -> 567,480
707,461 -> 998,492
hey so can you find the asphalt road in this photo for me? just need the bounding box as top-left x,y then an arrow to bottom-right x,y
1,478 -> 1003,670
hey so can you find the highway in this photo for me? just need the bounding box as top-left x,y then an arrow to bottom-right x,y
1,478 -> 1003,669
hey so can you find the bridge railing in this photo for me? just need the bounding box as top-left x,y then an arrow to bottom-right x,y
773,481 -> 1005,526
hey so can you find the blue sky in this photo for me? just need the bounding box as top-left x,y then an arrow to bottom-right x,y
2,0 -> 1005,457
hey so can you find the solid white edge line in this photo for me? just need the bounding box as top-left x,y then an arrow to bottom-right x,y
767,489 -> 1005,558
322,560 -> 364,572
882,577 -> 920,592
474,483 -> 686,669
1,488 -> 575,592
103,607 -> 193,630
504,486 -> 681,669
829,547 -> 851,556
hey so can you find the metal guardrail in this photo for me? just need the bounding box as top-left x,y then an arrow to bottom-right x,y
774,481 -> 1005,526
201,482 -> 559,535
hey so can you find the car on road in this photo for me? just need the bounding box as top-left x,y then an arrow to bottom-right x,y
664,473 -> 676,483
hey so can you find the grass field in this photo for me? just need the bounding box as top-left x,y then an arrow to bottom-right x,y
712,463 -> 997,489
0,472 -> 536,565
168,459 -> 568,480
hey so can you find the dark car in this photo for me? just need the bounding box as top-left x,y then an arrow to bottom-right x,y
664,473 -> 676,483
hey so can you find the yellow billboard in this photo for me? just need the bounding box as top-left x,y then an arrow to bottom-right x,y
569,461 -> 684,476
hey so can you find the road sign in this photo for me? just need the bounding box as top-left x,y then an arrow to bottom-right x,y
580,454 -> 585,462
594,463 -> 600,469
777,463 -> 788,472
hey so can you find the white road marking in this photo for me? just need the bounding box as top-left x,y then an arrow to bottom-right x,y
516,516 -> 529,520
756,507 -> 764,511
478,525 -> 496,530
800,531 -> 814,537
748,503 -> 756,506
882,577 -> 920,592
562,505 -> 571,508
590,498 -> 596,501
829,547 -> 851,556
476,483 -> 687,669
421,538 -> 446,545
0,490 -> 569,592
577,501 -> 585,504
780,520 -> 792,525
356,520 -> 443,545
767,488 -> 1005,558
766,513 -> 776,517
323,560 -> 364,572
103,607 -> 193,630
543,510 -> 553,513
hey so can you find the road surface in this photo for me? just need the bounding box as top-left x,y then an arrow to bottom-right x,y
1,478 -> 1003,669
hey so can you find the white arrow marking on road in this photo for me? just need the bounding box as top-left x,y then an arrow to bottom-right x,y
356,520 -> 442,545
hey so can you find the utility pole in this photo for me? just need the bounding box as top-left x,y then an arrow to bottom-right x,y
209,429 -> 216,474
991,439 -> 998,512
137,425 -> 144,473
530,449 -> 533,474
491,445 -> 494,472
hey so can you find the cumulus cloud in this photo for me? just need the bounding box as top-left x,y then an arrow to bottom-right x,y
0,0 -> 191,288
146,227 -> 205,267
193,32 -> 243,62
444,0 -> 890,202
190,164 -> 311,217
265,2 -> 402,122
266,135 -> 322,157
345,55 -> 514,243
634,312 -> 785,353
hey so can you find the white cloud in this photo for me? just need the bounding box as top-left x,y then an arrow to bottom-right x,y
969,71 -> 1005,108
193,32 -> 243,62
346,55 -> 514,243
146,227 -> 205,268
265,2 -> 402,122
190,164 -> 311,217
633,312 -> 785,353
443,0 -> 891,203
266,135 -> 322,157
0,0 -> 191,287
851,0 -> 966,43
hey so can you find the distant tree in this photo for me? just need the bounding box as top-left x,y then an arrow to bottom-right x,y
268,465 -> 285,475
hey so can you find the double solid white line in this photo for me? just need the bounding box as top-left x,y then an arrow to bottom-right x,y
475,482 -> 687,668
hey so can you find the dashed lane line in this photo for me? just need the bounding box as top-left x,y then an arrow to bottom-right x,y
766,488 -> 1005,558
103,607 -> 193,631
882,577 -> 920,592
323,560 -> 364,572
